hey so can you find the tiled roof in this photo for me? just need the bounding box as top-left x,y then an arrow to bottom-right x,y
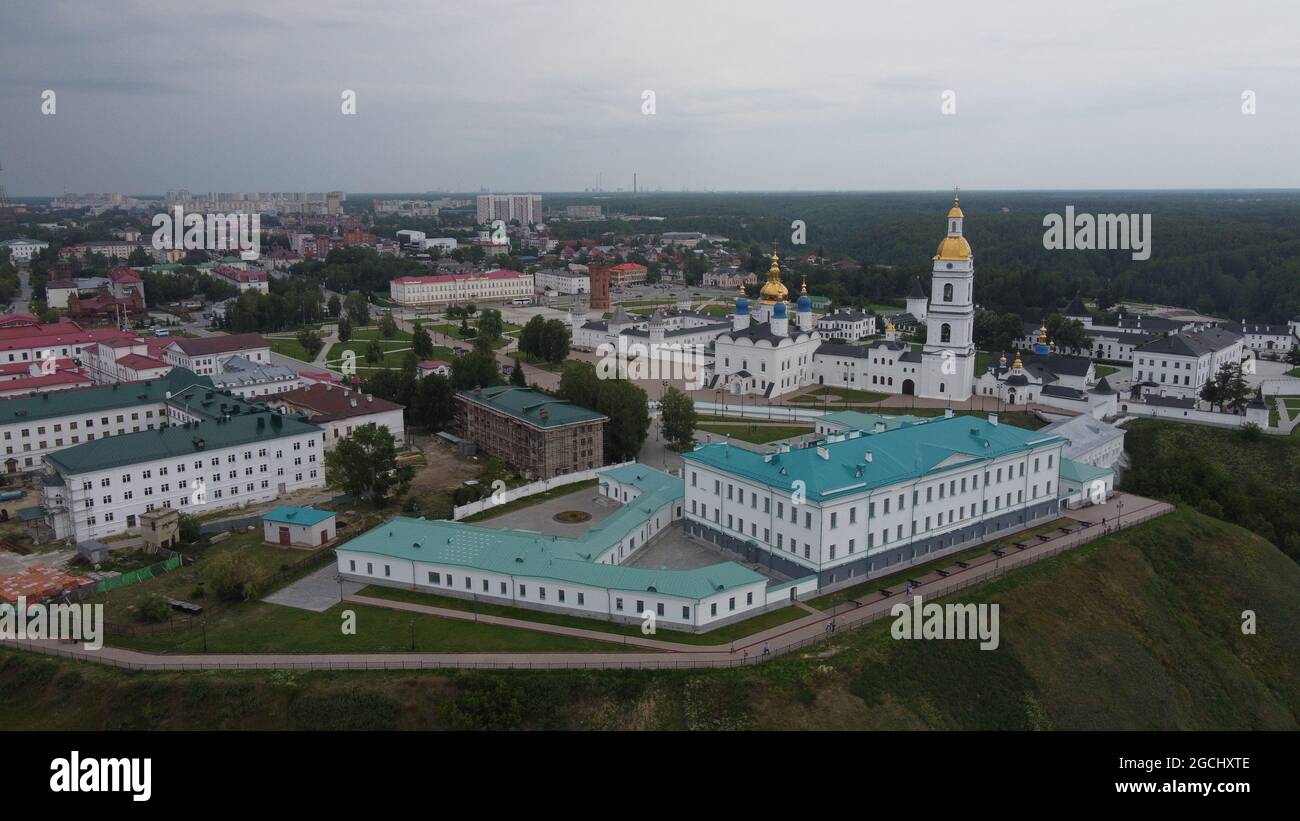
170,333 -> 269,357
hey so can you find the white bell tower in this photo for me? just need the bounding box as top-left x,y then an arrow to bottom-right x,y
919,193 -> 976,401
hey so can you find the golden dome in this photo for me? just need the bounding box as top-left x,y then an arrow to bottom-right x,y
1012,354 -> 1023,369
885,319 -> 895,332
947,194 -> 964,219
1038,323 -> 1048,344
998,353 -> 1007,367
934,235 -> 972,260
759,252 -> 788,303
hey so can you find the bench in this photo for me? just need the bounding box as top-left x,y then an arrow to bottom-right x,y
992,548 -> 1006,557
167,598 -> 204,615
955,561 -> 970,569
934,568 -> 950,578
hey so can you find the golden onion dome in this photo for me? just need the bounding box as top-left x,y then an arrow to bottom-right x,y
759,252 -> 788,303
934,235 -> 972,260
1038,323 -> 1048,344
885,319 -> 895,332
1013,354 -> 1023,369
998,353 -> 1007,367
947,196 -> 964,219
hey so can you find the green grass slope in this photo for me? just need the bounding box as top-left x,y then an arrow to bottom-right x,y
1,508 -> 1296,730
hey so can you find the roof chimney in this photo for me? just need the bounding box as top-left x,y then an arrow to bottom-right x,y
989,413 -> 999,426
944,407 -> 954,419
865,450 -> 873,463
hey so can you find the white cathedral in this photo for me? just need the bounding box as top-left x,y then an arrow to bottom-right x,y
711,195 -> 978,401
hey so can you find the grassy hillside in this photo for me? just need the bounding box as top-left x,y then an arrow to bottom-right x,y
2,507 -> 1296,730
1121,419 -> 1300,565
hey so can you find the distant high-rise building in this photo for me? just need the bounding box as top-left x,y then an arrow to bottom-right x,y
476,194 -> 543,225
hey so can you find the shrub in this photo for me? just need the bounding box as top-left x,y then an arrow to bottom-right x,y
137,594 -> 172,624
203,551 -> 267,602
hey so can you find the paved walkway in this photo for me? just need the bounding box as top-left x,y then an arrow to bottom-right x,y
1,493 -> 1172,671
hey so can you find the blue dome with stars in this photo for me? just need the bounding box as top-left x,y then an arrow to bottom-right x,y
773,300 -> 787,319
797,293 -> 812,312
735,295 -> 749,315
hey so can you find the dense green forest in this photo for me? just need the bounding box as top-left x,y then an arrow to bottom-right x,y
538,190 -> 1300,322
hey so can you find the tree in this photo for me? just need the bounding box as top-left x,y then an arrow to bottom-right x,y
324,423 -> 413,507
520,314 -> 545,358
451,337 -> 503,389
477,308 -> 503,342
344,291 -> 370,327
297,328 -> 324,360
366,338 -> 384,364
338,315 -> 353,343
597,379 -> 650,461
379,312 -> 399,338
128,246 -> 152,267
509,361 -> 527,386
327,293 -> 342,317
557,360 -> 600,410
659,387 -> 697,451
409,373 -> 455,430
541,319 -> 571,363
412,322 -> 434,358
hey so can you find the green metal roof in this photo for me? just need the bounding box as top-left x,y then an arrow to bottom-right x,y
339,465 -> 766,601
0,368 -> 211,425
819,410 -> 925,431
262,505 -> 334,526
682,414 -> 1066,502
1058,458 -> 1113,484
45,410 -> 319,475
457,386 -> 607,429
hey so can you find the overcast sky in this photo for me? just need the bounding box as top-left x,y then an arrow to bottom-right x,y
2,0 -> 1299,195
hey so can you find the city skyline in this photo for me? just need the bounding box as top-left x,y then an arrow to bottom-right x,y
2,1 -> 1299,195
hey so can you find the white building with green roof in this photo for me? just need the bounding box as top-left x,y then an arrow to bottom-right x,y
337,464 -> 818,631
39,381 -> 326,543
681,413 -> 1069,590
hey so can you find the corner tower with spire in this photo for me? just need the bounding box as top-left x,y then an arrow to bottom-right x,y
919,192 -> 976,401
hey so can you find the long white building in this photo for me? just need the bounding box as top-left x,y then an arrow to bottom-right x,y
680,413 -> 1074,590
389,270 -> 534,306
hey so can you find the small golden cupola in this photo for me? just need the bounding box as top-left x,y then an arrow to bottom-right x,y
1038,323 -> 1048,345
1013,353 -> 1024,371
999,353 -> 1008,368
759,252 -> 789,304
935,191 -> 971,260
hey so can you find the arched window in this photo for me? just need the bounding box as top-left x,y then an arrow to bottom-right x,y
941,323 -> 951,343
943,283 -> 954,302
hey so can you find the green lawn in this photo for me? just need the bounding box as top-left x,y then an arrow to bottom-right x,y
269,337 -> 314,362
430,323 -> 513,349
357,584 -> 808,645
1094,364 -> 1120,378
788,386 -> 890,405
1286,366 -> 1300,378
697,422 -> 815,444
1281,396 -> 1300,421
111,600 -> 635,654
325,334 -> 418,370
